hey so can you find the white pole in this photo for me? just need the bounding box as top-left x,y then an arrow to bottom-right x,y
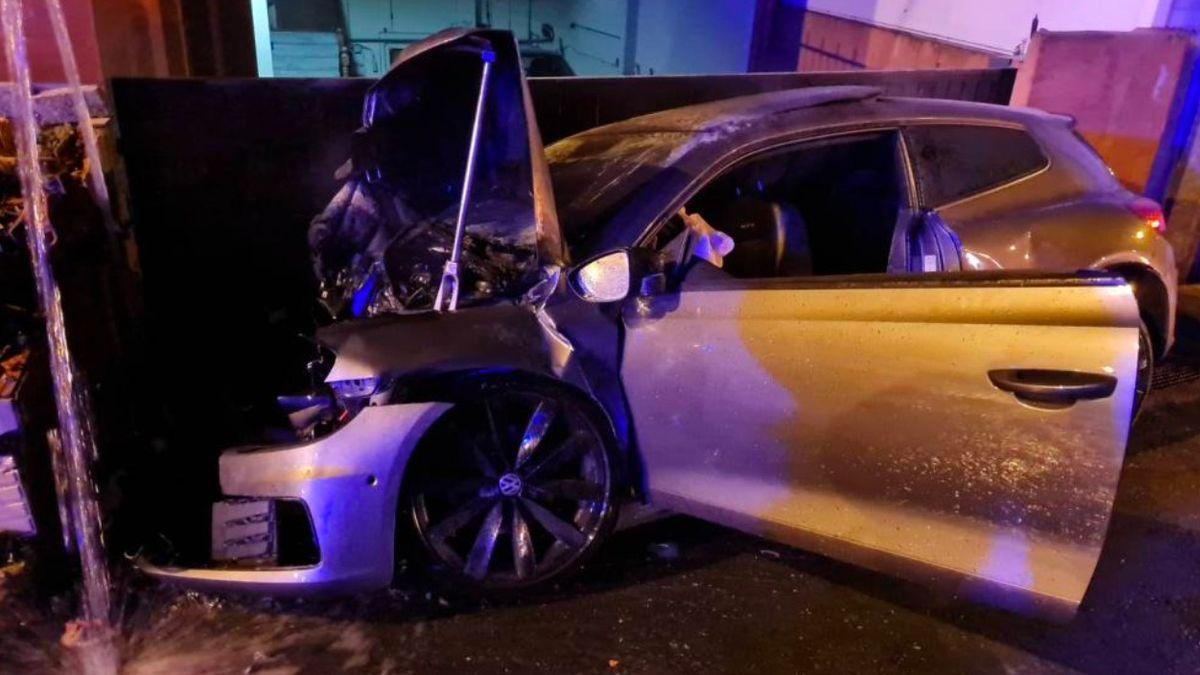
1,2 -> 116,672
434,48 -> 495,312
250,0 -> 275,77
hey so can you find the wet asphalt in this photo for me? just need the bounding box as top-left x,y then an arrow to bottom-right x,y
5,292 -> 1200,674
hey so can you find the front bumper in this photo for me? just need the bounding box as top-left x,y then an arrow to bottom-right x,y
0,454 -> 35,537
139,401 -> 450,595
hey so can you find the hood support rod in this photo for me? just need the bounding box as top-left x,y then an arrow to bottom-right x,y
435,47 -> 495,313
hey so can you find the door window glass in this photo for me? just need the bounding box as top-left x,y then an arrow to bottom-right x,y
664,131 -> 904,279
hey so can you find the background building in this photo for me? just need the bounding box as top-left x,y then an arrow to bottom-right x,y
258,0 -> 759,78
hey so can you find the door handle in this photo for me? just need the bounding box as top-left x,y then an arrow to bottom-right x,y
988,369 -> 1117,408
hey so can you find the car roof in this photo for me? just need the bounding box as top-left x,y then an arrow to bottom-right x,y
550,87 -> 1076,259
571,86 -> 1069,139
579,85 -> 884,133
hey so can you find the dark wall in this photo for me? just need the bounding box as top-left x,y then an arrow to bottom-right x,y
748,0 -> 808,72
179,1 -> 259,76
112,78 -> 369,456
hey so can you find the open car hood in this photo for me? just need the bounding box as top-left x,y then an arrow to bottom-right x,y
310,28 -> 563,317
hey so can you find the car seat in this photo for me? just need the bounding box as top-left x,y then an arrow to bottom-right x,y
708,199 -> 812,278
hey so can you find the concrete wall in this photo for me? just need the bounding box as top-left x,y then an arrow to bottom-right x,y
295,0 -> 756,78
532,0 -> 758,76
271,32 -> 340,77
807,0 -> 1164,55
1011,29 -> 1190,195
1011,28 -> 1200,277
539,0 -> 626,76
634,0 -> 756,75
336,0 -> 596,77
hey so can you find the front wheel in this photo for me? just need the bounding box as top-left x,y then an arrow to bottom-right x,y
405,379 -> 620,594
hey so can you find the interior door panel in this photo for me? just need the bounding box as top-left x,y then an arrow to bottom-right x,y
621,271 -> 1139,617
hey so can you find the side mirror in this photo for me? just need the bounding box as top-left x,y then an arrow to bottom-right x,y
570,250 -> 632,303
570,249 -> 664,303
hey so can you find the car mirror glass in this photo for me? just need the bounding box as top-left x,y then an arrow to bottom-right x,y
570,250 -> 631,303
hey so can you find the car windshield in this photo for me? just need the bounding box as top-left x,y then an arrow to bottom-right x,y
547,130 -> 693,256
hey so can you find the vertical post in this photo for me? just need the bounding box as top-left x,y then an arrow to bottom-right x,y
434,48 -> 495,312
249,0 -> 274,77
1,1 -> 114,662
623,0 -> 639,75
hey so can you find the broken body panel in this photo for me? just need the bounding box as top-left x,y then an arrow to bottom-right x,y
142,29 -> 1141,617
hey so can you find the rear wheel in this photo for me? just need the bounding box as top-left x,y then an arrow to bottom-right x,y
405,380 -> 619,594
1134,319 -> 1154,419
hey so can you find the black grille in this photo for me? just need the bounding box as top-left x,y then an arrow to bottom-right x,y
275,499 -> 320,566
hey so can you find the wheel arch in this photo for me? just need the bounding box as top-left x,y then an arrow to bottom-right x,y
391,367 -> 630,495
1105,263 -> 1171,357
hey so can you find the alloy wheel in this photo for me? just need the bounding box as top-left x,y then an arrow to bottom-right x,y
408,386 -> 616,591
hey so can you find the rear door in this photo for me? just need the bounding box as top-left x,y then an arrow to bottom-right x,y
622,265 -> 1137,617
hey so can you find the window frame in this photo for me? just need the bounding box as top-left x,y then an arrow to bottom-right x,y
901,121 -> 1052,211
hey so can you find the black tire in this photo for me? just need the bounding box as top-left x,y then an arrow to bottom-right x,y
1133,319 -> 1154,420
403,376 -> 620,595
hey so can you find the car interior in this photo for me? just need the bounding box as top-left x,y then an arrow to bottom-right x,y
660,131 -> 907,279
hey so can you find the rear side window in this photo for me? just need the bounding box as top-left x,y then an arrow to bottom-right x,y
905,125 -> 1048,207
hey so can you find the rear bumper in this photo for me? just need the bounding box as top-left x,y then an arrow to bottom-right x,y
140,402 -> 450,595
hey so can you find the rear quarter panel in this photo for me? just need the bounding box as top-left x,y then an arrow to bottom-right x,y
934,121 -> 1176,344
950,196 -> 1175,280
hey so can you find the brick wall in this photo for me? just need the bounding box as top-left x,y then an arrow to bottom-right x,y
798,11 -> 1002,72
0,0 -> 103,84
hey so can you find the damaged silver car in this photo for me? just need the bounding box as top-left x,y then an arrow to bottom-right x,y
141,28 -> 1148,618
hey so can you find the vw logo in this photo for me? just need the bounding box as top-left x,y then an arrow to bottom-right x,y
497,473 -> 523,497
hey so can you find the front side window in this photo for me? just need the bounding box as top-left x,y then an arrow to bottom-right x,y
656,131 -> 905,280
905,125 -> 1048,208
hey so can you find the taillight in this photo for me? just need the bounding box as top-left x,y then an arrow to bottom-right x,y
1129,197 -> 1166,233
